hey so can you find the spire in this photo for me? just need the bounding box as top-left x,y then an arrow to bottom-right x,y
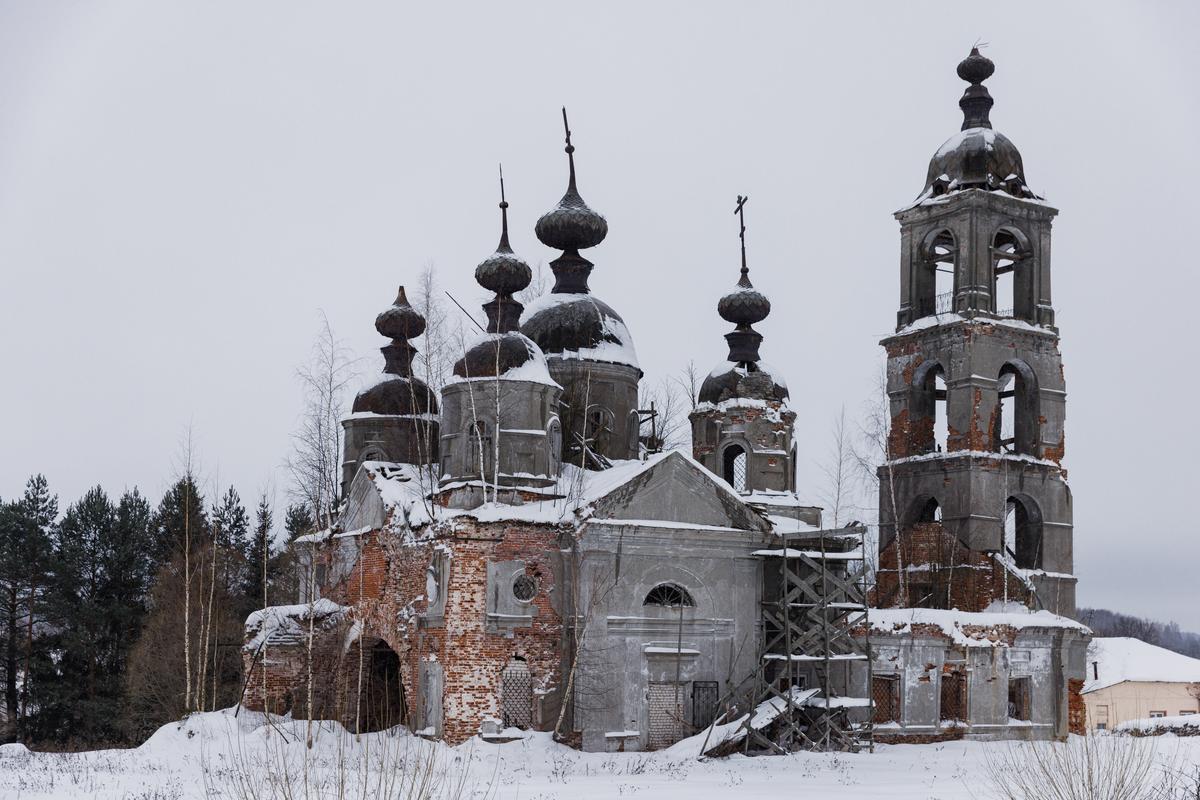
475,165 -> 532,334
957,45 -> 995,131
717,195 -> 771,365
375,285 -> 425,376
535,107 -> 608,294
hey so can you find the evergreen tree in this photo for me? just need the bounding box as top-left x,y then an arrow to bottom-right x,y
212,487 -> 249,554
283,503 -> 315,541
149,475 -> 208,569
0,476 -> 56,742
35,487 -> 120,743
242,494 -> 273,614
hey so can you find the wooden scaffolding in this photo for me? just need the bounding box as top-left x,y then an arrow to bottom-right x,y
742,524 -> 873,753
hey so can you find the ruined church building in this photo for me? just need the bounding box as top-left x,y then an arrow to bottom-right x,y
244,49 -> 1090,751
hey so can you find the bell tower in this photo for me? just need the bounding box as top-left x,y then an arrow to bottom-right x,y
878,49 -> 1075,616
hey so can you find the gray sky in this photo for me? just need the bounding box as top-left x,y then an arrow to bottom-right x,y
1,2 -> 1197,628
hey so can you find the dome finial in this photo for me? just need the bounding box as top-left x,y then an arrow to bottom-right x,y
717,194 -> 771,365
535,108 -> 609,294
476,168 -> 532,334
374,284 -> 426,376
957,44 -> 995,130
562,106 -> 578,194
734,194 -> 751,288
498,162 -> 511,252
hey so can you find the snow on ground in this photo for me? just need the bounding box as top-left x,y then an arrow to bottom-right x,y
0,709 -> 1197,800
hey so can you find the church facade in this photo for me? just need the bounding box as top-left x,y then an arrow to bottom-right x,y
243,50 -> 1089,750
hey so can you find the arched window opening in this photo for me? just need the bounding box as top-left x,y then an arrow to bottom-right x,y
919,229 -> 957,319
584,405 -> 614,456
916,363 -> 949,454
994,362 -> 1039,456
547,420 -> 562,473
996,371 -> 1016,454
1004,496 -> 1044,570
722,444 -> 747,492
915,497 -> 943,524
934,371 -> 948,453
993,232 -> 1017,317
992,229 -> 1033,320
643,583 -> 695,608
360,640 -> 406,732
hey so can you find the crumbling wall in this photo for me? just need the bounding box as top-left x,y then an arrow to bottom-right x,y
873,522 -> 1035,612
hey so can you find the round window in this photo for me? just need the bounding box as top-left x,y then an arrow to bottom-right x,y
512,574 -> 537,602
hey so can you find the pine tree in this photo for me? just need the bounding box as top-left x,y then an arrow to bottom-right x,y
36,487 -> 119,743
0,476 -> 56,742
243,494 -> 273,615
283,503 -> 315,541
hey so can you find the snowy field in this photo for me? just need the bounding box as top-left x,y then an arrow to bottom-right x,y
0,710 -> 1196,800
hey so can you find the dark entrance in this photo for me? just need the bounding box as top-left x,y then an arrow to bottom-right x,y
361,640 -> 406,732
692,680 -> 720,732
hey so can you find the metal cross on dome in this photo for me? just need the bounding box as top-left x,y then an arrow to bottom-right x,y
734,194 -> 749,279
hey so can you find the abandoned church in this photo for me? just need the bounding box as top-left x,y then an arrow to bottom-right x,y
243,48 -> 1091,752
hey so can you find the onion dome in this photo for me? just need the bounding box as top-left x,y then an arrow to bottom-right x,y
699,196 -> 788,405
521,109 -> 640,372
534,108 -> 608,260
452,170 -> 557,386
353,286 -> 438,415
918,48 -> 1038,203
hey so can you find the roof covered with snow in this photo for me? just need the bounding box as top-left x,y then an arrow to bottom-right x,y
323,449 -> 790,538
1082,637 -> 1200,694
869,606 -> 1090,648
520,292 -> 639,371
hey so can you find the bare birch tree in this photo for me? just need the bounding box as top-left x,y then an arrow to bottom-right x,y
819,407 -> 856,528
287,313 -> 356,530
852,363 -> 905,601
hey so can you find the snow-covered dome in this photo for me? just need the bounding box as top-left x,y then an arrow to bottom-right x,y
520,292 -> 639,371
449,331 -> 558,387
915,48 -> 1038,204
353,286 -> 438,416
699,361 -> 788,405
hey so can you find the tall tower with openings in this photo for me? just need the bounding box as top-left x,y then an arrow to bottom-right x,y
878,49 -> 1075,616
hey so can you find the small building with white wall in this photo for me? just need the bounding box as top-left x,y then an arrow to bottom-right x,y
1082,637 -> 1200,731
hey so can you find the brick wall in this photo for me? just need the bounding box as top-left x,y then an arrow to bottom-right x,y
244,517 -> 566,745
873,522 -> 1034,612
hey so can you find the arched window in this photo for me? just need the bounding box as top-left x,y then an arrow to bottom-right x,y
992,228 -> 1034,320
914,362 -> 948,454
1004,496 -> 1044,570
914,496 -> 943,524
722,444 -> 747,492
643,583 -> 695,608
994,362 -> 1039,456
917,229 -> 957,319
585,406 -> 614,455
547,419 -> 562,472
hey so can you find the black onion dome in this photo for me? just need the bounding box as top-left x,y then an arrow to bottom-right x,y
452,332 -> 555,383
718,277 -> 771,327
698,362 -> 789,405
520,293 -> 640,370
535,109 -> 608,252
535,187 -> 608,251
475,246 -> 532,296
352,376 -> 437,415
375,286 -> 425,341
918,48 -> 1037,202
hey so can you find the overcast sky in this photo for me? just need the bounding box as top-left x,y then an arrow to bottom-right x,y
1,2 -> 1197,628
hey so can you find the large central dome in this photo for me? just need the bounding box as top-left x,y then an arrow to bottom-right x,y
520,292 -> 638,370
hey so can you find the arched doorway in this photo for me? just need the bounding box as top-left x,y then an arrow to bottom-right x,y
359,639 -> 406,732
